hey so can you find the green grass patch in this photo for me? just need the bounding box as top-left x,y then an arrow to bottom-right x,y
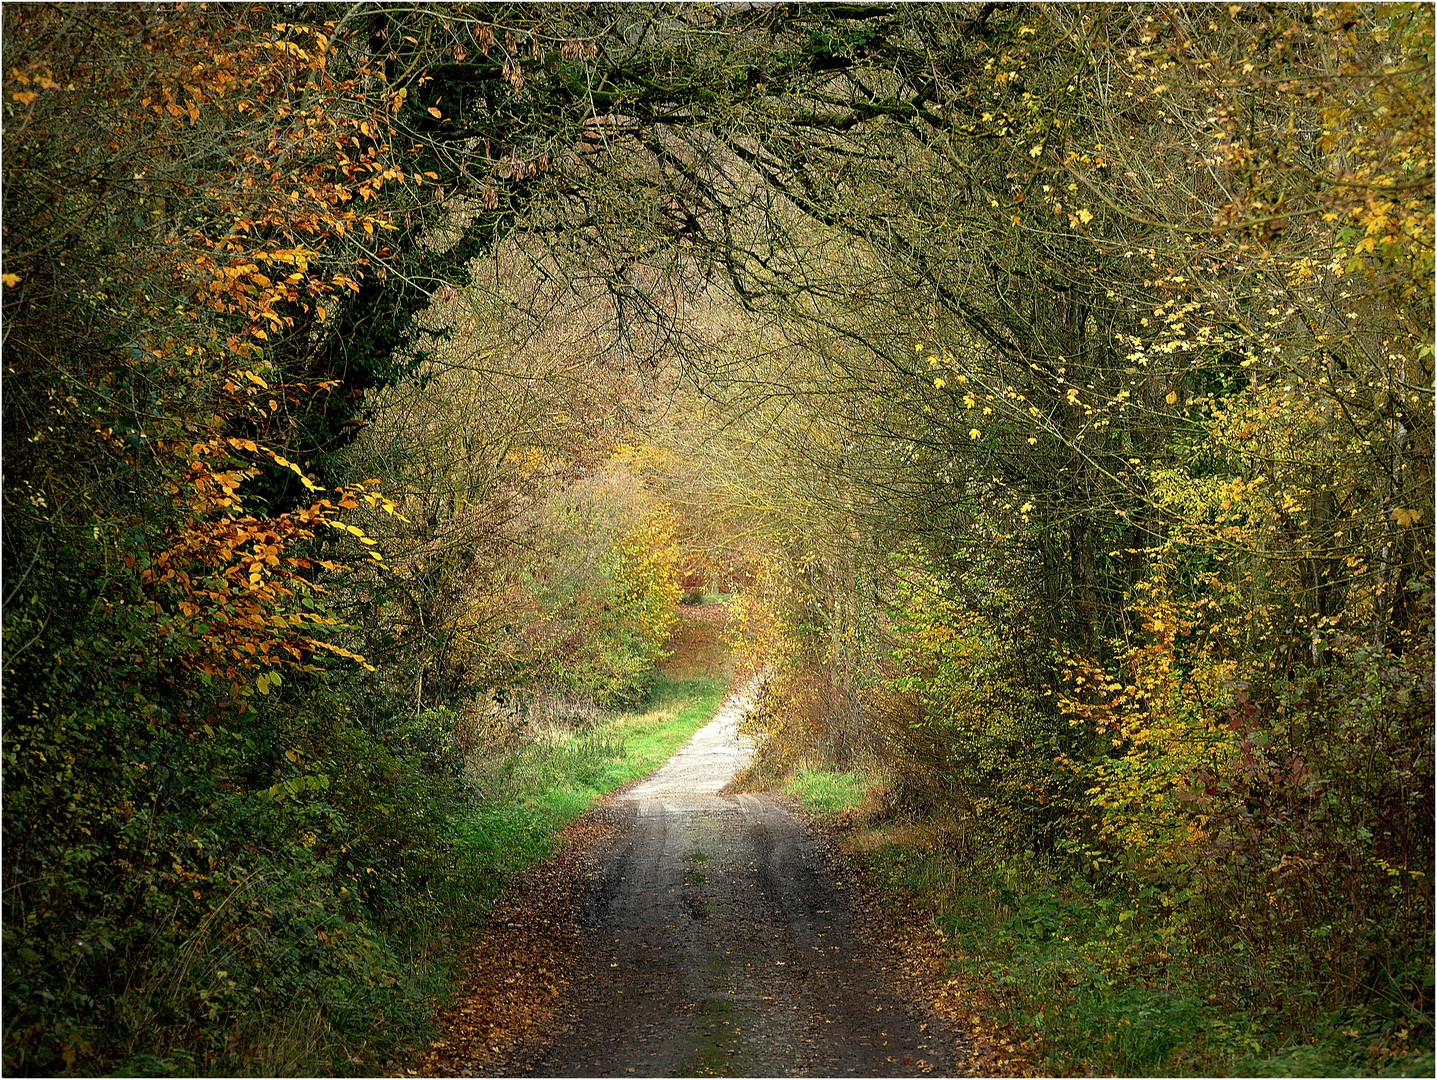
449,673 -> 732,888
607,673 -> 734,782
1234,1042 -> 1435,1078
782,767 -> 871,816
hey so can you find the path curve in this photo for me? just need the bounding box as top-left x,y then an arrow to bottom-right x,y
480,678 -> 966,1077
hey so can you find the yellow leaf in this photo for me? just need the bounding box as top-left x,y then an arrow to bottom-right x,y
10,90 -> 38,105
1,272 -> 19,287
1077,208 -> 1094,224
1165,390 -> 1178,405
427,106 -> 442,119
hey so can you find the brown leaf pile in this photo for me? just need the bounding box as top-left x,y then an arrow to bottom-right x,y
412,808 -> 622,1077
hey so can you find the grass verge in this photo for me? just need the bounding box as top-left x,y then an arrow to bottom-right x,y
447,672 -> 732,901
852,838 -> 1434,1077
778,767 -> 1434,1078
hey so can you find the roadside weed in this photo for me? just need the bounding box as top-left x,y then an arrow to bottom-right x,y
782,767 -> 871,816
453,673 -> 732,876
798,790 -> 1435,1076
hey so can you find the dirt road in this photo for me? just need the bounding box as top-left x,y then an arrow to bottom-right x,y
477,680 -> 967,1077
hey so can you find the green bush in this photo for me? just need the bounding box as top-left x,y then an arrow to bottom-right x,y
1,661 -> 490,1076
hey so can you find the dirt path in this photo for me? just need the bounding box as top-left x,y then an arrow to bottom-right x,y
459,680 -> 968,1077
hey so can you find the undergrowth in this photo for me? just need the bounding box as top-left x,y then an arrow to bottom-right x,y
782,767 -> 1436,1078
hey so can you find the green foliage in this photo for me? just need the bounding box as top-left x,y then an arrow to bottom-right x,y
503,464 -> 681,710
2,671 -> 479,1076
877,546 -> 1079,844
855,834 -> 1433,1076
1,10 -> 481,1067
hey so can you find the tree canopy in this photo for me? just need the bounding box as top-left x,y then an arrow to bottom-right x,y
3,3 -> 1431,1075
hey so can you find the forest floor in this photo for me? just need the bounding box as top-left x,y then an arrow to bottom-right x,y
413,607 -> 1042,1078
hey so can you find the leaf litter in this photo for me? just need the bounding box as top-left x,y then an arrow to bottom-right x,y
414,808 -> 623,1077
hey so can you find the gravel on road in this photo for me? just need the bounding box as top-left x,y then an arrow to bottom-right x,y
421,678 -> 974,1077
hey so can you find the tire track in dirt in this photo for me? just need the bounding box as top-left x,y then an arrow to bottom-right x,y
453,678 -> 968,1077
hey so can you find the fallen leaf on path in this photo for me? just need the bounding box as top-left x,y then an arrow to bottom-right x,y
410,810 -> 622,1076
